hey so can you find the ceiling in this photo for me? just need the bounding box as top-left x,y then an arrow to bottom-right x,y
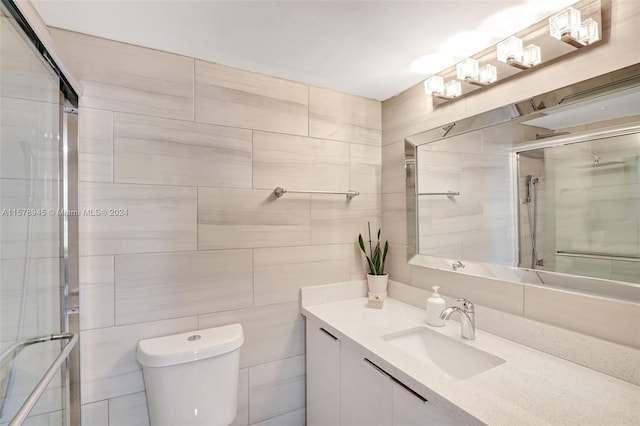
31,0 -> 576,101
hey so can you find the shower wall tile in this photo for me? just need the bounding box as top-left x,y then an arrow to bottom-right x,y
309,86 -> 381,146
0,97 -> 60,181
524,286 -> 640,349
194,60 -> 308,136
253,245 -> 352,305
49,28 -> 194,120
20,410 -> 63,425
113,113 -> 252,188
0,258 -> 39,341
80,255 -> 114,330
0,97 -> 35,180
252,131 -> 350,191
80,316 -> 197,403
350,143 -> 382,194
197,188 -> 310,250
198,302 -> 305,368
79,182 -> 197,256
108,392 -> 150,426
4,333 -> 64,417
81,401 -> 109,426
35,258 -> 62,336
248,355 -> 306,424
0,178 -> 61,260
115,250 -> 253,325
310,193 -> 380,245
79,108 -> 113,183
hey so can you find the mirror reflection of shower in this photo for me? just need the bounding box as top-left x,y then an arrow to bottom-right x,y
518,148 -> 546,271
517,130 -> 639,283
524,175 -> 540,269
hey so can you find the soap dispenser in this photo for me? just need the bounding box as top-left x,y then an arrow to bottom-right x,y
426,286 -> 446,327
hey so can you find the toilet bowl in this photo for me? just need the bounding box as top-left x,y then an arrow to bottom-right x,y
136,324 -> 244,426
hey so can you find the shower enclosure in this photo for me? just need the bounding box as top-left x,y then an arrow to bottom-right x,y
0,0 -> 79,424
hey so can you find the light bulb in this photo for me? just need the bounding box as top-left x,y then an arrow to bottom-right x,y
444,80 -> 462,98
478,64 -> 497,84
424,75 -> 445,96
549,7 -> 581,40
579,18 -> 599,45
523,44 -> 541,67
497,36 -> 523,64
456,58 -> 479,81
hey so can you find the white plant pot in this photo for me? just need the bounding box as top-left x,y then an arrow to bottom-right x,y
367,273 -> 389,295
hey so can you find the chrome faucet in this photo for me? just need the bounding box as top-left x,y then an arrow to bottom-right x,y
451,260 -> 465,271
439,298 -> 475,340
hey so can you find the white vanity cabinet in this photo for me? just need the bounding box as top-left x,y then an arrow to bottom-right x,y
340,340 -> 393,426
392,381 -> 458,426
306,319 -> 341,426
306,319 -> 458,426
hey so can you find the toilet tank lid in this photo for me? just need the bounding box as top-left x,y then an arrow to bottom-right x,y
136,324 -> 244,367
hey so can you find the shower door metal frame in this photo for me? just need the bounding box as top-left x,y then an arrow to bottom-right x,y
62,103 -> 80,426
1,0 -> 81,424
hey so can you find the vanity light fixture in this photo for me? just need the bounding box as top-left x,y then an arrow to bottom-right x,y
456,59 -> 497,86
424,75 -> 462,99
496,36 -> 541,70
549,6 -> 600,48
444,80 -> 462,98
478,64 -> 498,85
421,0 -> 601,107
424,75 -> 445,96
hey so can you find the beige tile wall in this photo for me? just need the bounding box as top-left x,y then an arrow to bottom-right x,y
381,0 -> 640,348
50,28 -> 381,426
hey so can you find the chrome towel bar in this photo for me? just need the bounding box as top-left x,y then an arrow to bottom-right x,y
273,187 -> 359,199
418,191 -> 460,198
2,332 -> 78,426
555,251 -> 640,263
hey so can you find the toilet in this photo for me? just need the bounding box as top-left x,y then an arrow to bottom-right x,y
136,324 -> 244,426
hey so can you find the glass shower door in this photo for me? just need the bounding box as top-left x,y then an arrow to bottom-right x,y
0,5 -> 71,425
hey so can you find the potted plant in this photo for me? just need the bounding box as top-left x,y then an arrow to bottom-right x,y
358,223 -> 389,296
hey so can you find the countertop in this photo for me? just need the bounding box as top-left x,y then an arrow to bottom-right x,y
302,295 -> 640,426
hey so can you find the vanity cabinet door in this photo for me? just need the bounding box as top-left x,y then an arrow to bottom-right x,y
306,319 -> 341,426
392,382 -> 457,426
340,341 -> 393,426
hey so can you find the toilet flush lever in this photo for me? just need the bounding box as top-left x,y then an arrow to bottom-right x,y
187,335 -> 201,341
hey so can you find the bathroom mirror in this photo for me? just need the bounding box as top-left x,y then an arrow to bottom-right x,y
405,64 -> 640,303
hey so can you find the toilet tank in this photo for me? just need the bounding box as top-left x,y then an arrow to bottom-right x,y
137,324 -> 244,426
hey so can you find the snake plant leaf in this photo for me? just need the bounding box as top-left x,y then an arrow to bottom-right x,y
357,225 -> 389,275
358,234 -> 366,254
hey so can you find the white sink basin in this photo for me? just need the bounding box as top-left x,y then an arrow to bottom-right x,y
382,326 -> 505,380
